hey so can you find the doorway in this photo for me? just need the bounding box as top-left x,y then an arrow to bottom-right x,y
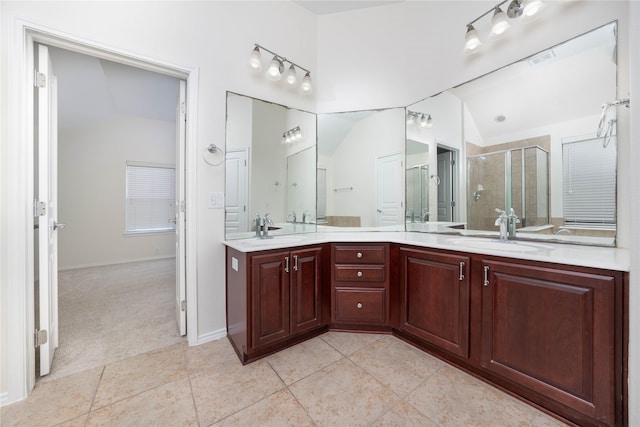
437,145 -> 458,222
34,43 -> 188,381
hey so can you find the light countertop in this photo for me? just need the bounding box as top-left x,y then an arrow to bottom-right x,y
223,231 -> 630,272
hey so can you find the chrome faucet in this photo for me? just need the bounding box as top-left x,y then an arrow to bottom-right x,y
507,208 -> 520,238
262,213 -> 274,238
254,212 -> 262,238
302,210 -> 310,224
288,211 -> 297,223
495,209 -> 509,241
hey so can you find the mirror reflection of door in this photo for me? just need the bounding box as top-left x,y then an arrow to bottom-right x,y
437,147 -> 457,222
376,153 -> 404,227
225,148 -> 249,234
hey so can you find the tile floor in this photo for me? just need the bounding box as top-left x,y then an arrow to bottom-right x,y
1,332 -> 569,427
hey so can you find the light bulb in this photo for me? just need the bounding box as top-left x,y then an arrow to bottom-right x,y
521,0 -> 545,21
286,65 -> 297,85
285,133 -> 292,143
295,128 -> 302,140
249,46 -> 262,70
301,72 -> 312,92
419,114 -> 428,128
489,8 -> 511,39
426,115 -> 433,128
267,56 -> 283,81
407,114 -> 414,125
464,25 -> 482,55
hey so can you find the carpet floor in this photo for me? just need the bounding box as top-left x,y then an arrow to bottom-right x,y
38,258 -> 186,383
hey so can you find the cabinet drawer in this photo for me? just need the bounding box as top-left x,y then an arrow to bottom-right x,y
334,288 -> 385,324
334,245 -> 385,264
334,265 -> 385,282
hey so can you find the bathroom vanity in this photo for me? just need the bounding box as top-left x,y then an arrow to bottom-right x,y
225,233 -> 628,427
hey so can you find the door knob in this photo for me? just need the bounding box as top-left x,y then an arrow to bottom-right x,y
53,221 -> 66,230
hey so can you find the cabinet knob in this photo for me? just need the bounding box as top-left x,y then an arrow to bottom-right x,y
357,271 -> 363,277
356,302 -> 363,309
357,252 -> 363,258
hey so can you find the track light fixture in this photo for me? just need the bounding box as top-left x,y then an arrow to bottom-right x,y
407,111 -> 433,128
282,126 -> 303,144
249,44 -> 312,93
464,0 -> 545,55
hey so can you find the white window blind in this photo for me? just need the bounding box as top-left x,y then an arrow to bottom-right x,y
562,137 -> 616,227
126,162 -> 176,233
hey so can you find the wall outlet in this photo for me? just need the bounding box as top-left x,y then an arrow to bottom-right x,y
208,192 -> 224,209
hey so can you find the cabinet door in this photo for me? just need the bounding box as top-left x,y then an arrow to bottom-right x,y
290,247 -> 322,335
399,248 -> 470,358
251,251 -> 290,348
481,260 -> 615,424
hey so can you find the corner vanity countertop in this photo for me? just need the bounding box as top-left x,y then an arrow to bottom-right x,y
223,231 -> 630,272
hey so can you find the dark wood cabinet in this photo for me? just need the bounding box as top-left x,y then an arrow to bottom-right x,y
331,243 -> 390,329
399,247 -> 470,358
226,245 -> 325,363
480,259 -> 620,426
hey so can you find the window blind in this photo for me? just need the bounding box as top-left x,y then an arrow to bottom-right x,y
126,162 -> 176,233
562,137 -> 616,227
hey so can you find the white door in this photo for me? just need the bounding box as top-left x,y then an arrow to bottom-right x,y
376,153 -> 403,227
225,148 -> 249,233
175,80 -> 187,336
36,44 -> 60,376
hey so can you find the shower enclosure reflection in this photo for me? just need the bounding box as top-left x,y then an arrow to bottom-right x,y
406,139 -> 430,223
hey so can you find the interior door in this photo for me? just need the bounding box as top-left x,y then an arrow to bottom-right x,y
175,80 -> 187,336
376,153 -> 403,227
437,150 -> 454,221
225,148 -> 249,233
36,43 -> 60,376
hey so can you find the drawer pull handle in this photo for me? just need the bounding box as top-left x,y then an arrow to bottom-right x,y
356,302 -> 363,309
357,271 -> 363,277
293,255 -> 298,271
483,266 -> 490,287
357,252 -> 363,258
459,261 -> 465,281
285,256 -> 289,273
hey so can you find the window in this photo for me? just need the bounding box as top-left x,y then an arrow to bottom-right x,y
126,161 -> 176,233
562,136 -> 616,228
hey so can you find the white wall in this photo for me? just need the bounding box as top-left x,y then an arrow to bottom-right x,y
58,115 -> 176,269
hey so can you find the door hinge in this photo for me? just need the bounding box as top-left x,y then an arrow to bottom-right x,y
34,329 -> 48,347
181,300 -> 186,312
180,200 -> 186,213
34,199 -> 46,217
34,71 -> 47,88
451,201 -> 456,207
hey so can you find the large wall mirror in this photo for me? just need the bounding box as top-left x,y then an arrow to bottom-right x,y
406,21 -> 618,246
225,92 -> 317,240
317,109 -> 405,231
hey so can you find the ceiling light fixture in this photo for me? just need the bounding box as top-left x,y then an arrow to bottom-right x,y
464,0 -> 545,54
249,44 -> 313,93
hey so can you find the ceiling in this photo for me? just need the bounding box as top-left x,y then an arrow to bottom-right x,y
48,47 -> 180,133
293,0 -> 403,15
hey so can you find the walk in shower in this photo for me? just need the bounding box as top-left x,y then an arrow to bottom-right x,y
467,146 -> 549,232
406,164 -> 430,222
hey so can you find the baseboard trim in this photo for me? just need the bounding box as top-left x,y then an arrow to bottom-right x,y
0,392 -> 9,407
196,328 -> 227,346
59,256 -> 176,271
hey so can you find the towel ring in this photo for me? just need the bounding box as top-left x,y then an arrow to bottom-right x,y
203,144 -> 225,166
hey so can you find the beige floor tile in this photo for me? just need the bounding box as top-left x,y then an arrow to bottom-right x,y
184,336 -> 243,375
0,367 -> 102,427
190,359 -> 285,426
266,336 -> 343,384
320,331 -> 386,355
371,401 -> 439,427
349,335 -> 445,396
406,364 -> 561,427
289,357 -> 399,426
52,414 -> 88,426
92,343 -> 187,409
214,388 -> 314,426
85,377 -> 197,427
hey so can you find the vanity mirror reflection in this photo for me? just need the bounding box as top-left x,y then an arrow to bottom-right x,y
406,21 -> 618,246
225,92 -> 317,240
317,108 -> 405,231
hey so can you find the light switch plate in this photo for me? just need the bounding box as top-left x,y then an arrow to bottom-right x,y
208,192 -> 225,209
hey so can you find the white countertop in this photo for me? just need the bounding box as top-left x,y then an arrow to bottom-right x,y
223,231 -> 630,272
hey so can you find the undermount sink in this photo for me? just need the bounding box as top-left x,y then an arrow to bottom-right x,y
446,237 -> 555,253
240,235 -> 307,246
